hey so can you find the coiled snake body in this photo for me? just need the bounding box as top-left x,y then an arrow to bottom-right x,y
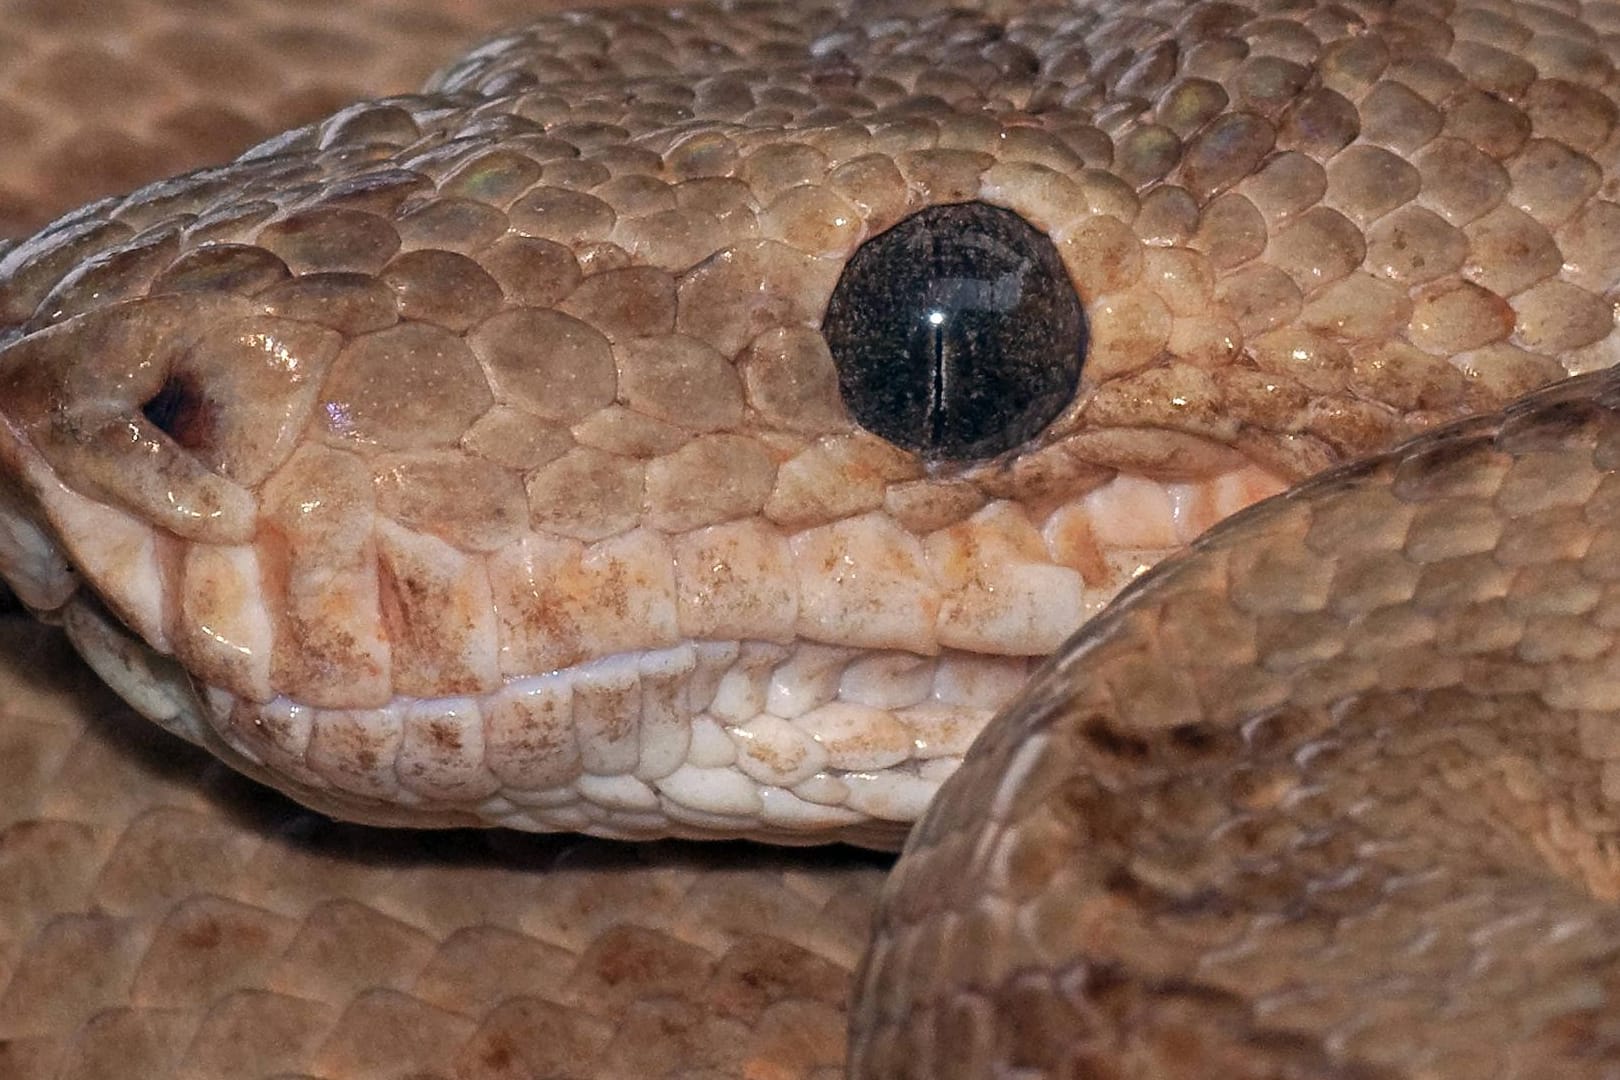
0,0 -> 1618,1076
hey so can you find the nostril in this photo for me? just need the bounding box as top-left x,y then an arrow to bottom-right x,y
140,373 -> 216,452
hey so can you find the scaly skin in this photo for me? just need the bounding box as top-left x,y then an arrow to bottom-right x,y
0,0 -> 1617,1076
856,371 -> 1620,1076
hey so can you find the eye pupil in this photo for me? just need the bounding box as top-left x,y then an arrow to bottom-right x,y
823,202 -> 1086,461
141,374 -> 215,452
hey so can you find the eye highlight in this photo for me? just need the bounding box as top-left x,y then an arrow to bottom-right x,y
822,202 -> 1086,462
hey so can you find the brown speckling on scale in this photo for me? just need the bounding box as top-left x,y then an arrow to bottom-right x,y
0,0 -> 1618,1075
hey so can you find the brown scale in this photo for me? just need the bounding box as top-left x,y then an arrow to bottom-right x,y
0,0 -> 1617,1076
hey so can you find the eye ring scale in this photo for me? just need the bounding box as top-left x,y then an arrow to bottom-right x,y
821,201 -> 1087,463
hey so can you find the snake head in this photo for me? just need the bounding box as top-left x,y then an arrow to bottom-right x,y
0,128 -> 1289,843
4,0 -> 1601,843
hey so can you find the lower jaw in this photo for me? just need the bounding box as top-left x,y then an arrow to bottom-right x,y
59,591 -> 1030,849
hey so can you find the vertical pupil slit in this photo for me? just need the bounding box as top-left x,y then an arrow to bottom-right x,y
930,310 -> 946,447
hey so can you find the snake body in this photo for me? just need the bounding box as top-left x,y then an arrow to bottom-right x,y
1,0 -> 1619,1075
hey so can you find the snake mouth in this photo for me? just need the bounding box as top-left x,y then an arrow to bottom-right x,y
0,426 -> 224,756
55,578 -> 1024,847
0,428 -> 1022,847
0,452 -> 76,618
0,428 -> 1292,845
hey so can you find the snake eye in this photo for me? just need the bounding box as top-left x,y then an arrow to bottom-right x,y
822,202 -> 1085,462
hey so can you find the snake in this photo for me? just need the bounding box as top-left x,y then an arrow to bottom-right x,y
0,0 -> 1617,1075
